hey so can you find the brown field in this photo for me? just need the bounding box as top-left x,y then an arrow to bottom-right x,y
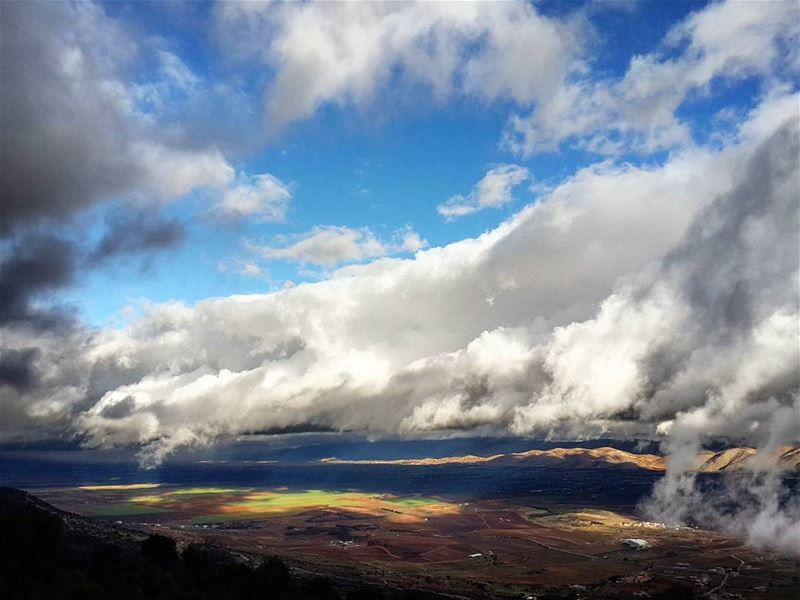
36,485 -> 800,599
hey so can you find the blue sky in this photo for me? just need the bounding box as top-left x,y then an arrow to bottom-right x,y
55,0 -> 767,326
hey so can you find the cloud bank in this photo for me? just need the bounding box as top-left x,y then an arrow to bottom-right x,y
2,93 -> 796,473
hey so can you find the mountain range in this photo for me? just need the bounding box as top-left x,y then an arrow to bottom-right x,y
321,446 -> 800,472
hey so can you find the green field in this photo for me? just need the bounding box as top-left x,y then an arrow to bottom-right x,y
78,485 -> 454,523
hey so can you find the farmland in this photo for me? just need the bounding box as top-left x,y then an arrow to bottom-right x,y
35,483 -> 800,599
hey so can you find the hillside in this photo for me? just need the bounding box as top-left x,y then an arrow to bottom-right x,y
507,447 -> 667,470
695,446 -> 800,472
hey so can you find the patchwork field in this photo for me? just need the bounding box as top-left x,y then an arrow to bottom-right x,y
35,483 -> 800,599
46,485 -> 456,523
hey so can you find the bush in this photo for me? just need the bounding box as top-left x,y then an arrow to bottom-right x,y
141,534 -> 178,568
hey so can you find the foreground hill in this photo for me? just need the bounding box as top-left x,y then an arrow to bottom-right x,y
321,446 -> 800,472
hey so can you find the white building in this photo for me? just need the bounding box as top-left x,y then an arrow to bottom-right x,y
621,538 -> 649,550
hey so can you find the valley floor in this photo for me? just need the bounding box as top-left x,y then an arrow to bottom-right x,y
34,483 -> 800,599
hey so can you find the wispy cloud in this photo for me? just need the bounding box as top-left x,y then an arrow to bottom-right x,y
252,225 -> 427,269
214,173 -> 293,221
437,165 -> 529,220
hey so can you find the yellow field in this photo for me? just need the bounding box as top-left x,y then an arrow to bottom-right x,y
109,486 -> 457,523
77,483 -> 161,491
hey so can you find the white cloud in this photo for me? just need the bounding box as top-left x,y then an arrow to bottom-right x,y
217,260 -> 268,279
214,0 -> 797,160
437,165 -> 529,219
216,173 -> 292,221
503,0 -> 800,157
132,143 -> 234,199
156,50 -> 201,92
253,225 -> 427,268
240,262 -> 265,278
215,1 -> 581,130
398,227 -> 427,253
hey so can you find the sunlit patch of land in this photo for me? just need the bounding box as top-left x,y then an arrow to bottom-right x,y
213,490 -> 454,523
131,487 -> 244,500
77,483 -> 161,491
113,487 -> 457,524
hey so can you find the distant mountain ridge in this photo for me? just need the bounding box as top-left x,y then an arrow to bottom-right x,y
321,446 -> 800,472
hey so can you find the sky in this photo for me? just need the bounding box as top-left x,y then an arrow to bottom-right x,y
0,0 -> 799,478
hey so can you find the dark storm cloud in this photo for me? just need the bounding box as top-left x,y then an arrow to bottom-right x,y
0,1 -> 233,235
99,395 -> 136,420
0,235 -> 79,329
0,1 -> 140,232
0,348 -> 40,390
0,211 -> 184,333
0,1 -> 228,343
88,210 -> 186,265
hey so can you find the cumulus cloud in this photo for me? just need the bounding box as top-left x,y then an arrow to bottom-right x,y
215,1 -> 581,130
214,0 -> 797,161
215,173 -> 293,221
512,115 -> 799,437
437,165 -> 529,219
503,0 -> 800,156
0,235 -> 80,330
252,225 -> 427,269
397,227 -> 427,253
4,90 -> 794,472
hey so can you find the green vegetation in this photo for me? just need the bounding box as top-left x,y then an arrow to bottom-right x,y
119,487 -> 449,523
